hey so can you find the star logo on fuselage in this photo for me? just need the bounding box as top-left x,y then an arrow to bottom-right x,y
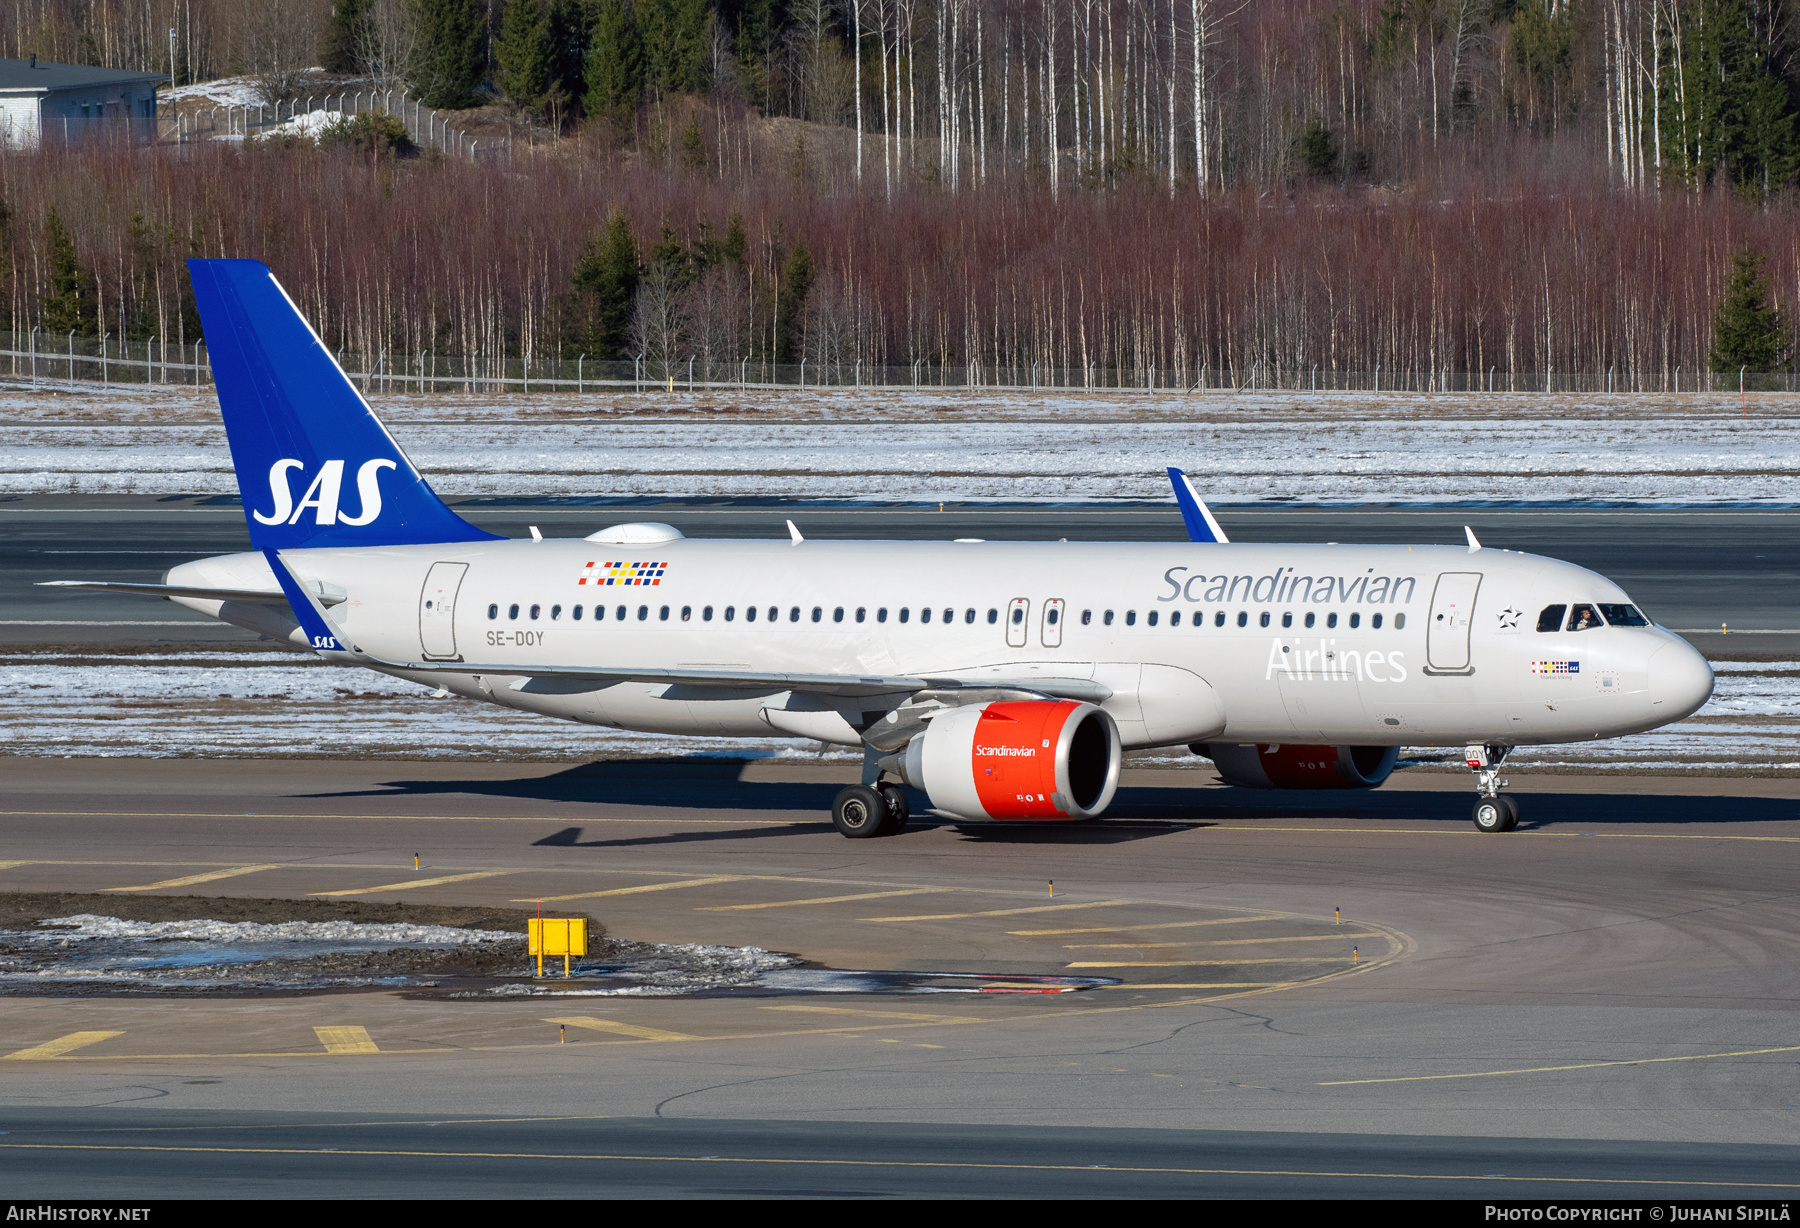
1497,607 -> 1522,629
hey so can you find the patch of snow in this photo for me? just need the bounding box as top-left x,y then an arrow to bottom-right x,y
32,915 -> 515,945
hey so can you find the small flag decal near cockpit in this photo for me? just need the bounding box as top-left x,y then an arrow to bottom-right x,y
1531,660 -> 1580,674
578,561 -> 668,586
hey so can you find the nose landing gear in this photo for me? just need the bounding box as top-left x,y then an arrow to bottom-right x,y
1467,743 -> 1518,832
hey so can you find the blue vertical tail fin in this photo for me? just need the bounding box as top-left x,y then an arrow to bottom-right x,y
187,258 -> 500,551
1167,468 -> 1230,543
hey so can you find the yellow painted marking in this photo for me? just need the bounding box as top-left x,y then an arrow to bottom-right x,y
1068,933 -> 1380,947
699,888 -> 953,911
1094,979 -> 1296,986
312,871 -> 513,897
1319,1043 -> 1800,1086
4,1031 -> 124,1060
544,1017 -> 698,1043
1067,955 -> 1355,964
105,864 -> 286,893
313,1026 -> 380,1055
0,861 -> 40,870
520,876 -> 745,903
761,1005 -> 980,1024
1071,963 -> 1285,973
1065,936 -> 1360,943
0,1142 -> 1793,1190
860,900 -> 1134,923
1012,916 -> 1280,936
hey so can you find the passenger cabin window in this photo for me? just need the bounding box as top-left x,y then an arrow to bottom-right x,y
834,607 -> 845,623
1146,611 -> 1158,626
638,605 -> 649,621
747,606 -> 758,622
1081,610 -> 1092,625
1372,613 -> 1384,629
1394,613 -> 1406,629
1170,611 -> 1181,626
530,604 -> 541,620
573,605 -> 583,620
1567,603 -> 1603,632
615,605 -> 626,621
659,605 -> 670,620
1304,612 -> 1315,628
1047,607 -> 1060,625
594,604 -> 605,621
1259,612 -> 1270,628
856,607 -> 866,622
1215,611 -> 1226,627
899,607 -> 911,623
1125,611 -> 1137,626
1537,604 -> 1567,632
551,604 -> 562,620
812,606 -> 823,622
768,606 -> 778,622
1012,607 -> 1025,625
791,606 -> 802,622
964,608 -> 976,624
1281,612 -> 1292,628
681,606 -> 692,621
703,606 -> 713,621
725,606 -> 736,621
1326,612 -> 1338,628
508,604 -> 520,620
488,604 -> 498,620
987,609 -> 998,624
920,607 -> 932,624
1598,603 -> 1649,626
944,608 -> 954,624
1236,612 -> 1247,627
1348,612 -> 1360,629
1103,610 -> 1114,626
878,608 -> 888,623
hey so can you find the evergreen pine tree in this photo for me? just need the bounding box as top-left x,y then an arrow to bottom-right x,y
585,0 -> 643,118
1710,244 -> 1789,372
497,0 -> 555,113
569,209 -> 641,358
321,0 -> 373,75
411,0 -> 489,109
775,242 -> 815,364
40,208 -> 96,338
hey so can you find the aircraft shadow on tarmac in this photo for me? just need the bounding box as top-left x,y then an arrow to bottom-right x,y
307,759 -> 1800,844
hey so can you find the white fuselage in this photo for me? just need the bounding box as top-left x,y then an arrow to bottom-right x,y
166,535 -> 1716,752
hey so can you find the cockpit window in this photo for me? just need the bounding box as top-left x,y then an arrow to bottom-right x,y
1597,603 -> 1649,627
1536,604 -> 1567,632
1566,603 -> 1603,632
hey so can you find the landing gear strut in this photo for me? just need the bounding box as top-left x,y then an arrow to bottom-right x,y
1467,743 -> 1518,832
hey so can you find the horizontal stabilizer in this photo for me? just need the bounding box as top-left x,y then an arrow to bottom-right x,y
1167,468 -> 1230,543
39,579 -> 301,606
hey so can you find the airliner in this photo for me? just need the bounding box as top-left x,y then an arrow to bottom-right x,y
48,260 -> 1715,837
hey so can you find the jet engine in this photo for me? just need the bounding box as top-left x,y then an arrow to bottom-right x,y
1196,743 -> 1399,790
899,700 -> 1122,821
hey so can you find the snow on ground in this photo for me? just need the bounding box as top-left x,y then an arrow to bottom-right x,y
252,110 -> 347,141
159,77 -> 268,108
1,384 -> 1796,504
33,915 -> 514,946
3,650 -> 1791,773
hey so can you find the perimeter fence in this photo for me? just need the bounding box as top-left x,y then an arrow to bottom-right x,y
3,332 -> 1796,395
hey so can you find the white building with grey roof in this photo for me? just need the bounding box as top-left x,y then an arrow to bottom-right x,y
0,54 -> 164,149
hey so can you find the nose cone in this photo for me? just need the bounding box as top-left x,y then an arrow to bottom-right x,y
1648,640 -> 1714,722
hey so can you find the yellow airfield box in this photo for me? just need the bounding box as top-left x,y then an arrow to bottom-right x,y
528,917 -> 589,976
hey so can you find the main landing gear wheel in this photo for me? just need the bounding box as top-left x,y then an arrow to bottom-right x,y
832,785 -> 889,838
1472,795 -> 1520,833
877,784 -> 910,836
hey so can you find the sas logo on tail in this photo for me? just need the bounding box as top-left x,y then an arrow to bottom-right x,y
253,458 -> 397,526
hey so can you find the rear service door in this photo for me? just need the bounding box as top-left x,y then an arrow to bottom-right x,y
1425,571 -> 1482,674
1041,598 -> 1065,647
419,562 -> 469,659
1006,598 -> 1030,648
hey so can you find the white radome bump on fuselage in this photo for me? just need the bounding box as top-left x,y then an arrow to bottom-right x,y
164,535 -> 1714,751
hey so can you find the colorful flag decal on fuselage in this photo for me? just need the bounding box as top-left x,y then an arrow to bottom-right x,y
1530,660 -> 1580,674
578,561 -> 668,586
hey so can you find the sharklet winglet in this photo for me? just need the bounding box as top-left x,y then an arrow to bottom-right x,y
1167,468 -> 1229,544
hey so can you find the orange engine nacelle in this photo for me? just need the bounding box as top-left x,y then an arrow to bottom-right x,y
1197,743 -> 1400,790
899,700 -> 1122,821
